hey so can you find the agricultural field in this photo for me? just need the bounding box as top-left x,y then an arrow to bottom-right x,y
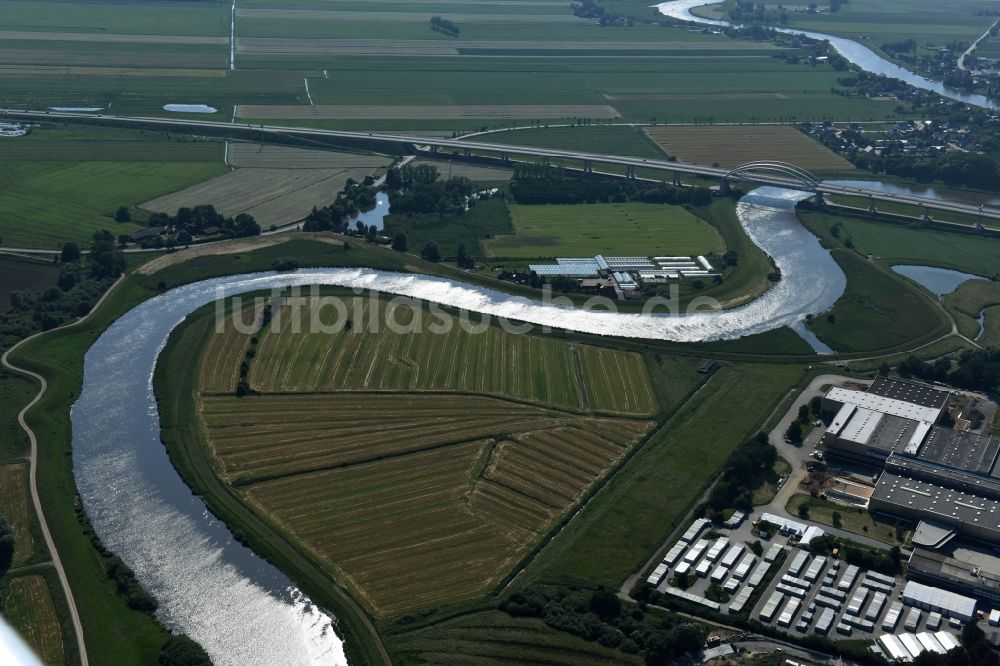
484,202 -> 724,259
470,125 -> 667,160
141,165 -> 381,229
192,294 -> 660,615
245,296 -> 658,415
387,610 -> 641,666
0,463 -> 34,565
226,143 -> 388,170
643,125 -> 856,174
410,158 -> 513,182
0,371 -> 33,462
3,575 -> 65,666
770,0 -> 994,61
0,127 -> 226,248
0,255 -> 59,312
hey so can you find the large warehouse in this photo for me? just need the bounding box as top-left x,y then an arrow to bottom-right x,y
821,377 -> 1000,544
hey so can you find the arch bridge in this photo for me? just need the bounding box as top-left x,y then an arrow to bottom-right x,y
720,161 -> 824,202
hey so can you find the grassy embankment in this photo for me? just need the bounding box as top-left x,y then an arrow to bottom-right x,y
797,207 -> 956,354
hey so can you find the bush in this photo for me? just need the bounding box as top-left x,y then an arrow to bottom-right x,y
158,635 -> 212,666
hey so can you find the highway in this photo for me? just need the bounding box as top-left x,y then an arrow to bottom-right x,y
4,107 -> 1000,224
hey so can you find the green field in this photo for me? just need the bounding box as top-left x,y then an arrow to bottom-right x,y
383,197 -> 514,258
800,209 -> 1000,278
514,363 -> 803,590
806,249 -> 950,353
485,202 -> 724,259
470,126 -> 668,160
0,128 -> 226,248
942,279 -> 1000,340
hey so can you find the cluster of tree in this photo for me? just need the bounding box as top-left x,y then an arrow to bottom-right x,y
881,38 -> 917,55
1,233 -> 125,353
897,349 -> 1000,393
429,16 -> 459,36
727,0 -> 788,25
510,165 -> 712,206
850,150 -> 1000,189
385,164 -> 475,216
500,586 -> 706,665
809,535 -> 902,575
303,183 -> 378,234
706,432 -> 778,514
0,516 -> 15,578
140,204 -> 260,248
571,0 -> 632,26
158,635 -> 213,666
786,398 -> 822,444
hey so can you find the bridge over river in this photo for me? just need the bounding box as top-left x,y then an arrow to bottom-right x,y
3,108 -> 997,228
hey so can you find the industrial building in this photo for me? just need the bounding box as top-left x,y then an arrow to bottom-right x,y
528,254 -> 717,285
907,548 -> 1000,607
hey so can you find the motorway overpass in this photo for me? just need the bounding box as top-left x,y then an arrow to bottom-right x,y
4,108 -> 999,226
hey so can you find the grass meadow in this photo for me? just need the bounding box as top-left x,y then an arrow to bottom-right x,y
942,279 -> 1000,340
0,464 -> 34,566
486,202 -> 724,259
3,574 -> 65,665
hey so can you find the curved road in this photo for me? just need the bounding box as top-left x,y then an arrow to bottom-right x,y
0,277 -> 128,666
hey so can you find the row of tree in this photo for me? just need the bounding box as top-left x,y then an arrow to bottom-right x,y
385,164 -> 476,216
500,586 -> 706,664
897,349 -> 1000,393
510,165 -> 712,206
143,204 -> 261,245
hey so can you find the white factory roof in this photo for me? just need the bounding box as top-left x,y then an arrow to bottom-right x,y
839,407 -> 884,445
902,581 -> 977,621
905,421 -> 934,455
878,634 -> 912,662
760,512 -> 808,536
827,403 -> 857,436
827,387 -> 944,424
935,631 -> 960,651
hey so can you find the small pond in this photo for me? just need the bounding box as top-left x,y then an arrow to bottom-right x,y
348,193 -> 391,231
892,265 -> 982,298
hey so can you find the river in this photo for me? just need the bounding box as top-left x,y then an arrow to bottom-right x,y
70,185 -> 846,665
656,0 -> 997,110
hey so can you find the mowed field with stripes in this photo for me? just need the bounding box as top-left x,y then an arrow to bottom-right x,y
196,295 -> 660,615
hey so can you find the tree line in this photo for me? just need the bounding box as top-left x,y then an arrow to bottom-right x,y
897,349 -> 1000,393
510,164 -> 712,206
142,204 -> 261,248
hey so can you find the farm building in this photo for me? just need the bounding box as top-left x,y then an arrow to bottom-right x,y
528,254 -> 716,282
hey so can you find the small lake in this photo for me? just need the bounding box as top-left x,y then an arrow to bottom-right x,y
163,104 -> 217,114
892,264 -> 982,297
349,193 -> 390,231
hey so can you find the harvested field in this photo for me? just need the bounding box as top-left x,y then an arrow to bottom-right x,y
226,143 -> 388,170
137,234 -> 344,275
0,464 -> 34,565
141,167 -> 376,228
236,104 -> 621,120
4,575 -> 64,665
239,415 -> 652,615
245,296 -> 657,415
0,255 -> 59,314
201,393 -> 577,482
198,304 -> 262,394
643,125 -> 855,173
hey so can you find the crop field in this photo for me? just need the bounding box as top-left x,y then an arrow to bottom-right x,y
239,416 -> 652,615
141,166 -> 378,228
470,125 -> 667,159
245,297 -> 657,415
198,304 -> 263,394
0,256 -> 59,313
226,143 -> 388,169
0,158 -> 225,249
3,575 -> 64,666
775,0 -> 993,60
485,202 -> 723,259
643,125 -> 856,173
387,610 -> 641,665
236,104 -> 622,120
0,463 -> 34,565
410,158 -> 512,181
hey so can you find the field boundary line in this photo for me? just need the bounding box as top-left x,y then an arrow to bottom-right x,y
1,276 -> 128,666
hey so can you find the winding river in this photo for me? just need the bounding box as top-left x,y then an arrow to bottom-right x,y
71,185 -> 845,664
656,0 -> 997,110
